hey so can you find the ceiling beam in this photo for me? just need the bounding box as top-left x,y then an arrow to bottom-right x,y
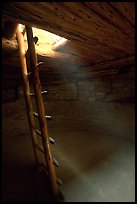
2,2 -> 135,55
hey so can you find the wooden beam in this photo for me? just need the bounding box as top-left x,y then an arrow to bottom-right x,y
16,25 -> 41,170
52,40 -> 125,61
2,2 -> 135,55
2,37 -> 18,55
84,2 -> 134,38
78,55 -> 135,74
110,2 -> 135,26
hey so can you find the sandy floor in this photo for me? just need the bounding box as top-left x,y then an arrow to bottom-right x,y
2,99 -> 135,202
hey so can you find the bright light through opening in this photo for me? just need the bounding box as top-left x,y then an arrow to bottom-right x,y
19,24 -> 67,56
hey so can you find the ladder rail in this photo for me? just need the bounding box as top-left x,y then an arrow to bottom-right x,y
25,26 -> 60,197
16,27 -> 41,169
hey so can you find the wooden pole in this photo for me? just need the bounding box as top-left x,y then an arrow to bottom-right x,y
25,26 -> 60,197
16,25 -> 41,169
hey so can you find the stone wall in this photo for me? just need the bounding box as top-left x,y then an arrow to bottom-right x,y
41,70 -> 135,142
2,65 -> 135,142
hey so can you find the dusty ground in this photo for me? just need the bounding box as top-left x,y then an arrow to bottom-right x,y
2,98 -> 135,202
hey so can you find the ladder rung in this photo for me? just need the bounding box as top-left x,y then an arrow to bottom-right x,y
37,62 -> 44,66
35,129 -> 41,136
30,90 -> 48,96
33,112 -> 38,117
49,137 -> 55,144
41,90 -> 48,94
35,144 -> 44,153
40,163 -> 48,174
35,129 -> 55,144
53,157 -> 59,167
33,112 -> 52,119
39,163 -> 63,185
30,93 -> 35,96
27,72 -> 31,76
46,115 -> 52,119
57,178 -> 63,186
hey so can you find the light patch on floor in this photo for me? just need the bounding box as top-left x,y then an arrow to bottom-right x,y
2,100 -> 135,202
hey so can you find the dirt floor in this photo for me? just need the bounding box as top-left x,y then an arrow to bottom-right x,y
2,98 -> 135,202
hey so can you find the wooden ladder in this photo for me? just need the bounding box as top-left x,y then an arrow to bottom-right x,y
16,25 -> 63,200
